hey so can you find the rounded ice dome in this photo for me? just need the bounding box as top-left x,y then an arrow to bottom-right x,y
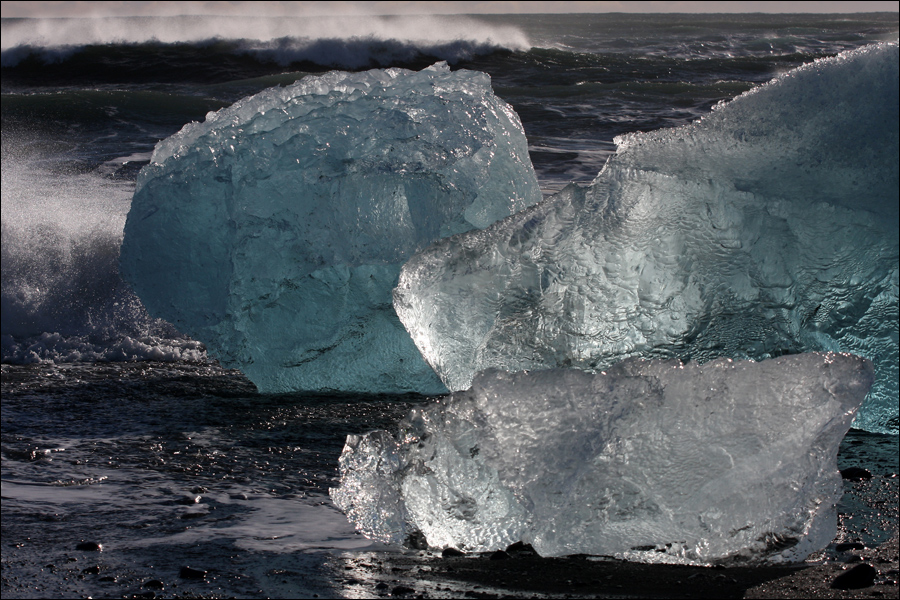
121,62 -> 542,394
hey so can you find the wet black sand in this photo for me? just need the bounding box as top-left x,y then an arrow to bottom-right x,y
3,432 -> 896,600
1,528 -> 896,599
2,363 -> 897,599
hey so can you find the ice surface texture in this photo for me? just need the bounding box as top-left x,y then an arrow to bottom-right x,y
121,63 -> 541,393
395,43 -> 899,433
331,353 -> 873,563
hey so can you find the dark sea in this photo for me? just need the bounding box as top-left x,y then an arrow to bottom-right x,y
2,12 -> 898,599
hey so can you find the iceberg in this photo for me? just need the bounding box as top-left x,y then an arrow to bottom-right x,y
120,62 -> 542,393
330,352 -> 874,563
394,43 -> 899,433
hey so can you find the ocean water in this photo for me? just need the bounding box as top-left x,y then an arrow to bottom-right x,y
2,12 -> 898,598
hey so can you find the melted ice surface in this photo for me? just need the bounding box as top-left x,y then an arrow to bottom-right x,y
395,43 -> 899,433
331,353 -> 873,564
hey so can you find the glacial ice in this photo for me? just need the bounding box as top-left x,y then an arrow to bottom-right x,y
394,43 -> 899,433
330,352 -> 874,563
120,62 -> 542,393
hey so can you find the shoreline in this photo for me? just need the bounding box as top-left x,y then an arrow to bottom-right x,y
2,363 -> 897,599
2,529 -> 896,599
3,471 -> 896,600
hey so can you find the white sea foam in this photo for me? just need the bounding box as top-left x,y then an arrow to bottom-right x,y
0,14 -> 530,68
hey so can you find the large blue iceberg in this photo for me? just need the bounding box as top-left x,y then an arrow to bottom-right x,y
121,62 -> 542,393
331,353 -> 874,563
395,43 -> 899,433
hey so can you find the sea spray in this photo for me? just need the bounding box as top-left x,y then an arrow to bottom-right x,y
0,136 -> 203,363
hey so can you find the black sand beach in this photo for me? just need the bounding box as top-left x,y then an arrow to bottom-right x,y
1,514 -> 897,599
2,365 -> 896,600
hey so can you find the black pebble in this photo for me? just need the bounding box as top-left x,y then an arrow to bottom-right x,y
506,541 -> 536,555
840,467 -> 873,481
374,581 -> 389,590
442,547 -> 465,557
405,530 -> 428,549
180,511 -> 207,519
143,579 -> 165,590
82,565 -> 101,574
831,563 -> 878,590
489,550 -> 510,560
99,575 -> 117,582
835,542 -> 866,552
75,542 -> 102,552
179,566 -> 207,579
392,585 -> 415,595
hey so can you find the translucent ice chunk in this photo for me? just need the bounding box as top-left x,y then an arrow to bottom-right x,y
331,352 -> 874,563
120,62 -> 541,393
394,43 -> 899,432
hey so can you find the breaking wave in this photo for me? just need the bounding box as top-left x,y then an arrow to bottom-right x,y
0,136 -> 204,364
1,14 -> 529,71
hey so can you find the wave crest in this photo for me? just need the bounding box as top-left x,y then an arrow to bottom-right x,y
1,14 -> 530,69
